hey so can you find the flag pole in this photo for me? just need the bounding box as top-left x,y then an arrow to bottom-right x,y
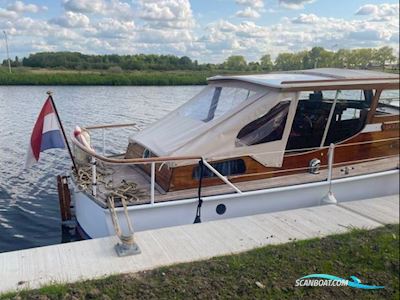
46,91 -> 78,172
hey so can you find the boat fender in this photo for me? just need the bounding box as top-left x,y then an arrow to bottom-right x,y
74,126 -> 93,150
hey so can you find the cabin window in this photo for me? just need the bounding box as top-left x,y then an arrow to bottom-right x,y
235,101 -> 290,147
192,159 -> 246,179
286,90 -> 371,151
376,89 -> 399,115
180,86 -> 257,122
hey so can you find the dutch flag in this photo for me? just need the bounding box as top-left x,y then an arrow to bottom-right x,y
25,97 -> 65,168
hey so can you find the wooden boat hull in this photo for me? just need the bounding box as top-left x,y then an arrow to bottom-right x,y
72,169 -> 399,239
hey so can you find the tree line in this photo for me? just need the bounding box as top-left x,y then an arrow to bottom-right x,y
3,46 -> 398,72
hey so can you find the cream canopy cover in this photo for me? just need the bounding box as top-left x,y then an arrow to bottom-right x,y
130,79 -> 299,167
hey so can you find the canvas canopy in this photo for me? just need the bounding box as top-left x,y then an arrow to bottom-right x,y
129,68 -> 398,167
131,80 -> 299,167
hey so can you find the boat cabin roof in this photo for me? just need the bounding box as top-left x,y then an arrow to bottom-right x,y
208,68 -> 399,90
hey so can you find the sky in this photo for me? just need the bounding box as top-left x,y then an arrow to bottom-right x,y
0,0 -> 399,63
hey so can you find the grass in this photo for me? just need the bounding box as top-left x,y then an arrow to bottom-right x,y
1,66 -> 398,86
1,224 -> 399,300
0,68 -> 212,86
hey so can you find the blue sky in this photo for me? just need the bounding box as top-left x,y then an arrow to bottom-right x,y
0,0 -> 398,63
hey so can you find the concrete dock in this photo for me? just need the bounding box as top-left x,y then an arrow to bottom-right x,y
0,194 -> 398,293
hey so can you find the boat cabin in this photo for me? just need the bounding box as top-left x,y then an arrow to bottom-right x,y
123,68 -> 399,192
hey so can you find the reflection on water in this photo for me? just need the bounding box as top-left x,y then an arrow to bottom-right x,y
0,85 -> 203,253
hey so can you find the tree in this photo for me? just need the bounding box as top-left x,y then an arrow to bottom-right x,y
333,49 -> 351,68
260,54 -> 273,71
373,46 -> 396,69
274,52 -> 305,71
225,55 -> 247,70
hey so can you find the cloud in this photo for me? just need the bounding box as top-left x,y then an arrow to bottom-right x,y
291,13 -> 319,24
0,0 -> 398,64
279,0 -> 314,10
6,1 -> 44,14
50,12 -> 90,28
136,28 -> 193,44
348,28 -> 392,42
95,18 -> 135,38
138,0 -> 193,22
0,8 -> 18,19
63,0 -> 105,14
355,4 -> 399,21
355,4 -> 377,16
235,0 -> 264,9
236,7 -> 261,18
235,0 -> 264,19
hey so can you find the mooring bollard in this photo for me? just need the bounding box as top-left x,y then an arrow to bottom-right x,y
108,194 -> 141,257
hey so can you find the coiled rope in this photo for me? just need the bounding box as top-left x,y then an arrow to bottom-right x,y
76,165 -> 148,205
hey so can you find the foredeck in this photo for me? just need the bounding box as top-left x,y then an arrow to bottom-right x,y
85,157 -> 399,208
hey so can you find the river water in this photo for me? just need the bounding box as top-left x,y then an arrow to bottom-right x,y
0,86 -> 203,253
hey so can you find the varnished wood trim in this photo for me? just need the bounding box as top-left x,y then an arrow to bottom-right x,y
371,115 -> 400,123
367,89 -> 382,124
84,123 -> 137,130
168,129 -> 399,191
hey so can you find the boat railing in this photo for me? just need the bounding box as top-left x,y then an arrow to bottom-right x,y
71,127 -> 399,204
83,123 -> 140,156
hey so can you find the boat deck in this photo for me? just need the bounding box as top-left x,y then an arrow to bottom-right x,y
1,194 -> 398,293
86,157 -> 399,208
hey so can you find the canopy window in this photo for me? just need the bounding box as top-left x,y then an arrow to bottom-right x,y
376,89 -> 399,115
179,86 -> 257,122
236,101 -> 290,147
286,89 -> 374,151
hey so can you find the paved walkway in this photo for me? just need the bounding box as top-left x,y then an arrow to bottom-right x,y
0,194 -> 398,293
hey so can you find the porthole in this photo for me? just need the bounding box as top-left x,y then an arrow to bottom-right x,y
216,204 -> 226,215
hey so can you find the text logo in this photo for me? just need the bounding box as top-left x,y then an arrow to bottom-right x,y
295,274 -> 384,290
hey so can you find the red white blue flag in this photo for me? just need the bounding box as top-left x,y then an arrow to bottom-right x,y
25,97 -> 65,168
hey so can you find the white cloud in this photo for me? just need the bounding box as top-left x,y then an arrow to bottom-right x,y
355,4 -> 377,16
6,1 -> 42,14
279,0 -> 314,10
108,0 -> 133,20
138,0 -> 195,28
63,0 -> 105,14
356,4 -> 399,21
0,8 -> 18,19
95,18 -> 135,38
0,0 -> 398,63
136,28 -> 193,44
291,13 -> 319,24
236,7 -> 261,18
50,12 -> 90,28
235,0 -> 264,9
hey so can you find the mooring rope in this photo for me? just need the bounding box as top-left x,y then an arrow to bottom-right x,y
76,165 -> 147,204
107,193 -> 136,245
194,158 -> 204,224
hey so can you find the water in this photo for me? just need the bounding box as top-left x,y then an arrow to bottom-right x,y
0,86 -> 203,253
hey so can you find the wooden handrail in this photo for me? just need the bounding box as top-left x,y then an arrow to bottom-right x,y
71,134 -> 201,165
72,130 -> 399,166
83,123 -> 138,130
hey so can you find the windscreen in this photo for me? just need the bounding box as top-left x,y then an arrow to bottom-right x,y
179,86 -> 258,122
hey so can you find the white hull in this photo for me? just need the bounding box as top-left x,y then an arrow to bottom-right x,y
73,170 -> 399,239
